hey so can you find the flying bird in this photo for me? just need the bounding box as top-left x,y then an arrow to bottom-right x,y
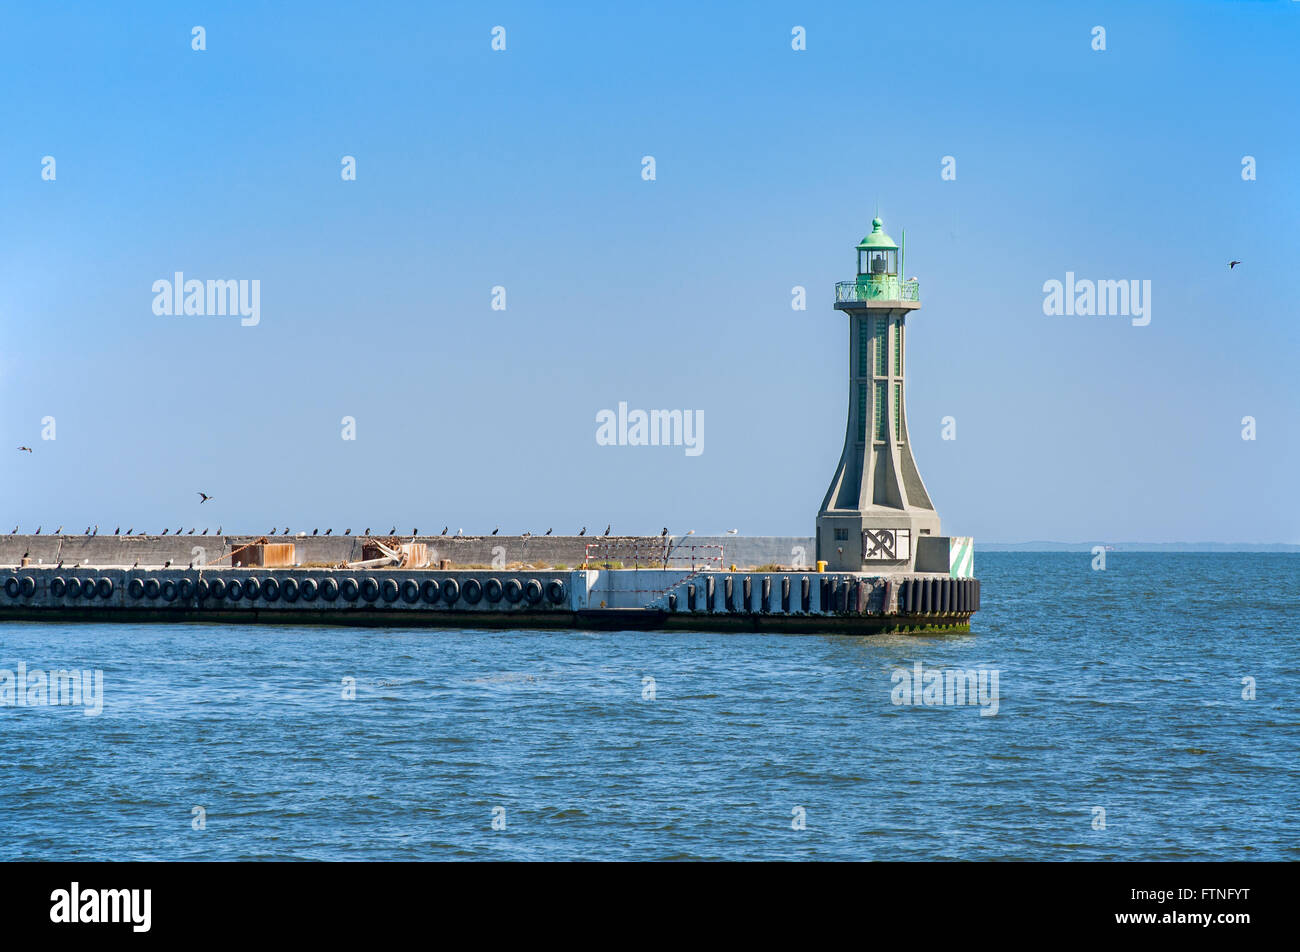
17,446 -> 32,453
1229,260 -> 1242,269
198,492 -> 213,503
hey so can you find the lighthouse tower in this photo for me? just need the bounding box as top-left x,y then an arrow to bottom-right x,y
817,217 -> 940,571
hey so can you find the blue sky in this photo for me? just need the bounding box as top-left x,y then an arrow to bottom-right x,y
2,0 -> 1296,542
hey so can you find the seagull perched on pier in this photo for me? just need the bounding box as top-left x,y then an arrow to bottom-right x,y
325,529 -> 332,535
661,527 -> 668,537
441,526 -> 448,536
312,528 -> 319,536
491,527 -> 499,535
198,492 -> 213,503
9,525 -> 16,534
216,526 -> 222,534
163,560 -> 172,568
282,527 -> 289,535
35,526 -> 41,535
92,525 -> 98,536
188,528 -> 196,535
387,526 -> 396,535
456,528 -> 463,536
114,527 -> 120,535
412,528 -> 418,536
17,446 -> 32,453
55,526 -> 63,535
84,526 -> 90,534
344,528 -> 351,535
162,528 -> 169,535
364,527 -> 371,535
726,528 -> 739,534
579,527 -> 586,536
269,528 -> 276,535
545,528 -> 552,536
604,525 -> 611,536
1229,260 -> 1242,269
127,528 -> 133,535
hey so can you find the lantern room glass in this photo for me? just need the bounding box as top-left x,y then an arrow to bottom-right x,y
859,249 -> 897,276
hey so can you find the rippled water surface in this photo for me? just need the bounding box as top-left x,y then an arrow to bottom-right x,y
1,553 -> 1296,860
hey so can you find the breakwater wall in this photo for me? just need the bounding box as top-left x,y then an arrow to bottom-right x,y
0,565 -> 978,634
0,534 -> 815,570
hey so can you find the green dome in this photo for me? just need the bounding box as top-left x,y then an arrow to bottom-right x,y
856,216 -> 898,250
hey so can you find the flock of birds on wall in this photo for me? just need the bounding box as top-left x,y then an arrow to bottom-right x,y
7,520 -> 738,538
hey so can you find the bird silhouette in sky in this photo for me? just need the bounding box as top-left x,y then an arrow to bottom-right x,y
17,446 -> 32,453
1229,260 -> 1242,269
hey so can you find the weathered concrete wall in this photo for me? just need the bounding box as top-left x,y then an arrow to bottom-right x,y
0,534 -> 818,570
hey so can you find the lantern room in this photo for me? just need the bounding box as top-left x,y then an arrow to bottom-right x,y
856,217 -> 898,277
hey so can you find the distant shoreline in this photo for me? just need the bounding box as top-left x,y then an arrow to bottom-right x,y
978,542 -> 1300,553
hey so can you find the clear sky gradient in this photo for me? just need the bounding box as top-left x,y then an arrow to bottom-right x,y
2,1 -> 1296,542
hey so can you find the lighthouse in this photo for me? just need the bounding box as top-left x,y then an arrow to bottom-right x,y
817,217 -> 942,572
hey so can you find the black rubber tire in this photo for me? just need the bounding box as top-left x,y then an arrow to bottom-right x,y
178,578 -> 194,601
281,578 -> 298,602
525,579 -> 543,604
504,578 -> 522,603
401,579 -> 419,604
441,578 -> 460,604
227,579 -> 243,601
320,578 -> 339,602
50,577 -> 67,597
4,577 -> 19,598
300,578 -> 318,601
546,579 -> 566,604
382,578 -> 399,603
244,578 -> 260,601
341,578 -> 360,602
20,576 -> 35,597
262,578 -> 281,601
145,578 -> 161,599
361,577 -> 380,602
162,580 -> 178,602
128,578 -> 145,599
195,579 -> 209,600
484,577 -> 503,603
420,579 -> 440,603
83,578 -> 99,600
67,577 -> 82,598
462,578 -> 482,604
210,577 -> 226,599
